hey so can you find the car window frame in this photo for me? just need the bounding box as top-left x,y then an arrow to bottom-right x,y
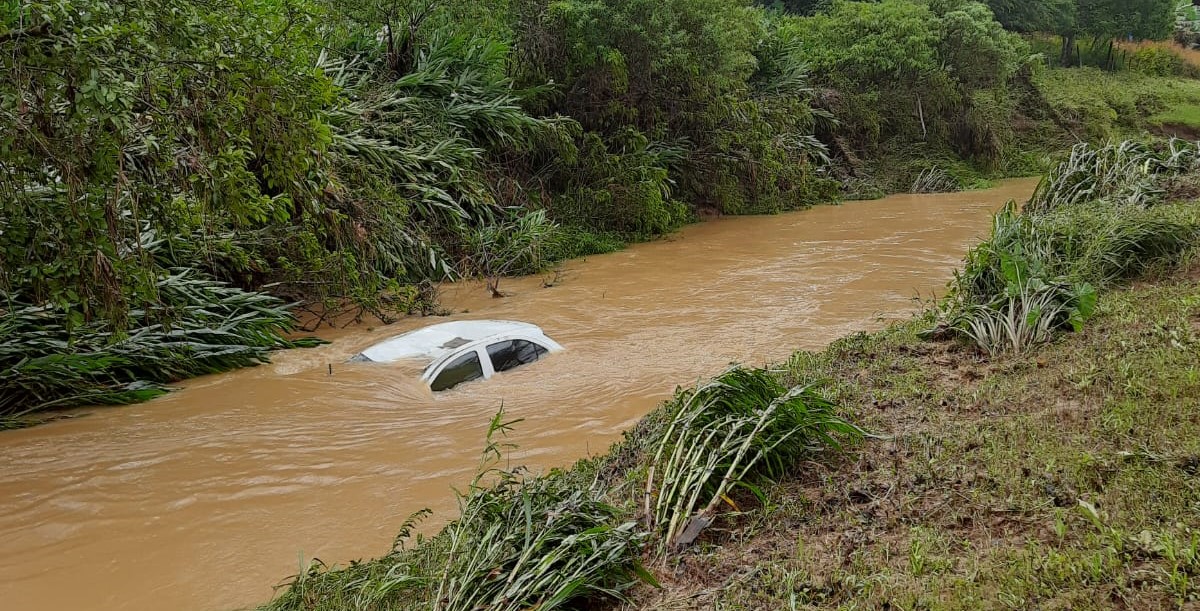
427,347 -> 489,392
423,332 -> 559,389
485,338 -> 549,374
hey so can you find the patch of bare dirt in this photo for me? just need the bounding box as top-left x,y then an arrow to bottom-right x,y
1151,121 -> 1200,140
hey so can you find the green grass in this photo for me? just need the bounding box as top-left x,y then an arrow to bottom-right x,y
1152,103 -> 1200,129
1034,68 -> 1200,140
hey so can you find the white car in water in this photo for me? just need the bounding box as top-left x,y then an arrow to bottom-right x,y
349,320 -> 563,391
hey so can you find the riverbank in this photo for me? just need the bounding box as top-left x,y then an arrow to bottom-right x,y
628,263 -> 1200,609
259,143 -> 1200,609
261,255 -> 1200,611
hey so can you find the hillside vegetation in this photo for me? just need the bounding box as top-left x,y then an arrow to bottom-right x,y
1,2 -> 1196,418
1,0 -> 1063,419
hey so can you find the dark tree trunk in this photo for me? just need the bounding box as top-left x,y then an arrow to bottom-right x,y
1061,33 -> 1075,66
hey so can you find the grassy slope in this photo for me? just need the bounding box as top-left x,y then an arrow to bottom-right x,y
1035,68 -> 1200,139
848,70 -> 1200,200
624,263 -> 1200,610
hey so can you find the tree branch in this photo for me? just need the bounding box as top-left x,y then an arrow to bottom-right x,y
0,23 -> 52,45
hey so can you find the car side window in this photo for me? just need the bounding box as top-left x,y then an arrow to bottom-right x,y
487,339 -> 548,373
431,351 -> 483,392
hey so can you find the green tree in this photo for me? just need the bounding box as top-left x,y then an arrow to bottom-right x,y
1076,0 -> 1174,41
984,0 -> 1075,33
785,0 -> 1025,160
512,0 -> 834,217
986,0 -> 1174,66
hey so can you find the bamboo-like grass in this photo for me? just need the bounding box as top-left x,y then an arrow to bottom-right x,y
1028,139 -> 1200,213
644,367 -> 863,555
910,166 -> 962,194
264,411 -> 653,611
0,270 -> 319,423
431,413 -> 652,611
937,139 -> 1200,356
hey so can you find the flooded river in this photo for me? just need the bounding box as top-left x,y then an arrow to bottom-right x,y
0,179 -> 1038,611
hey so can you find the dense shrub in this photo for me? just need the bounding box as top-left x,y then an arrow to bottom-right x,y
783,0 -> 1028,163
0,0 -> 1060,414
502,0 -> 840,217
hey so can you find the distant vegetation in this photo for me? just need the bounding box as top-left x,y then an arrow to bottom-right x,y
1,0 -> 1198,419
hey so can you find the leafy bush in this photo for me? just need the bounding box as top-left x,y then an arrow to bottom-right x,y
511,0 -> 834,216
1129,44 -> 1188,76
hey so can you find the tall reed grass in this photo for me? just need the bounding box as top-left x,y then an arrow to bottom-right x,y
644,367 -> 863,554
0,271 -> 319,423
935,139 -> 1200,356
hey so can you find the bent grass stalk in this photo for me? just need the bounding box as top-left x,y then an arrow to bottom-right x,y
645,367 -> 862,555
431,409 -> 648,611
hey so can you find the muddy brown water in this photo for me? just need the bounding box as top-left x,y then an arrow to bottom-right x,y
0,179 -> 1037,611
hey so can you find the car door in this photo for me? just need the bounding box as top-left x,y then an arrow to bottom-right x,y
428,348 -> 488,392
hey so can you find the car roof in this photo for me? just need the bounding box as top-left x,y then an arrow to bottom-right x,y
356,320 -> 548,363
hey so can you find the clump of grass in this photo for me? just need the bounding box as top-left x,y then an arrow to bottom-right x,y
1038,204 -> 1200,284
644,367 -> 863,554
953,279 -> 1081,356
937,203 -> 1098,355
935,139 -> 1200,355
0,270 -> 320,420
432,412 -> 652,611
1028,138 -> 1200,213
910,167 -> 962,193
